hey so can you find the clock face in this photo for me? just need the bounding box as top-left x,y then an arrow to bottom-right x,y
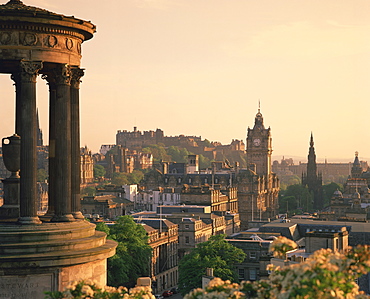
253,138 -> 261,146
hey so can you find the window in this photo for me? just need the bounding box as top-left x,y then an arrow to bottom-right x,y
238,269 -> 245,280
185,236 -> 189,244
249,268 -> 257,281
185,225 -> 190,229
249,252 -> 257,259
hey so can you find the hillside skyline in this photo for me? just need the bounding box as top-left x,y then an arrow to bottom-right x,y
0,0 -> 369,161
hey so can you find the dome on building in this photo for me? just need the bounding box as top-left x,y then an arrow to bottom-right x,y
332,189 -> 343,198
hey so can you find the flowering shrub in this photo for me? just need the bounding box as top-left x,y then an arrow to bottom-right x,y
185,237 -> 370,299
268,236 -> 297,259
44,280 -> 155,299
46,237 -> 370,299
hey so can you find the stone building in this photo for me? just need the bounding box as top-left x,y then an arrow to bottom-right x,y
319,153 -> 370,221
226,232 -> 277,281
80,146 -> 94,185
135,218 -> 179,294
174,217 -> 213,257
81,194 -> 133,219
141,109 -> 279,230
132,204 -> 241,257
237,109 -> 280,229
137,187 -> 181,212
181,185 -> 239,214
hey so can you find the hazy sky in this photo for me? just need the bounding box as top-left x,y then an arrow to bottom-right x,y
1,0 -> 370,163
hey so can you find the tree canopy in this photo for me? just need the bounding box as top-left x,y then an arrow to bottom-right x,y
279,184 -> 313,214
94,164 -> 106,179
111,170 -> 144,186
95,216 -> 152,288
178,234 -> 246,295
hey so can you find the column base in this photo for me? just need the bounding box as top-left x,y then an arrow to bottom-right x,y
51,214 -> 75,222
18,216 -> 42,224
72,211 -> 85,220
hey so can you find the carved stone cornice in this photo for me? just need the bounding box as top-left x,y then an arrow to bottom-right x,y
70,67 -> 84,89
54,64 -> 71,85
11,60 -> 43,83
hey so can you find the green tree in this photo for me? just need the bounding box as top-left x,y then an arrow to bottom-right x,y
199,154 -> 212,169
99,216 -> 152,288
279,175 -> 301,191
95,222 -> 110,235
129,170 -> 144,184
111,172 -> 130,186
142,144 -> 171,162
37,168 -> 48,182
94,164 -> 106,179
178,234 -> 246,295
168,146 -> 193,163
111,170 -> 144,186
279,184 -> 313,214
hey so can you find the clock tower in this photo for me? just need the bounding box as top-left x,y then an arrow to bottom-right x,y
246,108 -> 272,176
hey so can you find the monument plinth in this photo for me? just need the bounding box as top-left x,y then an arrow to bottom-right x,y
0,1 -> 117,298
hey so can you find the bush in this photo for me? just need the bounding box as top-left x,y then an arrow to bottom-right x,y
46,237 -> 370,299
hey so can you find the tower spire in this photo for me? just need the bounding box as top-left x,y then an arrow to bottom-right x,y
303,132 -> 323,210
310,132 -> 314,147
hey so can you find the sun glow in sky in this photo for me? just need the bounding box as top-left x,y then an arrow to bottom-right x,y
1,0 -> 370,163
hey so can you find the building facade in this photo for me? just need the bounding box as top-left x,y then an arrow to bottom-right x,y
238,109 -> 280,229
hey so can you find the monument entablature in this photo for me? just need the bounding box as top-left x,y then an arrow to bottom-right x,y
0,0 -> 96,71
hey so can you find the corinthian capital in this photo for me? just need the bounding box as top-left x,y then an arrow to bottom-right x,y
11,60 -> 43,84
70,67 -> 85,89
54,64 -> 72,85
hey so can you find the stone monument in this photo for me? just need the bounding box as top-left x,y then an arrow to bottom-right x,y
0,1 -> 117,298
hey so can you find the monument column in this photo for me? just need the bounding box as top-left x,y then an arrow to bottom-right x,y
51,64 -> 74,222
42,74 -> 56,218
13,60 -> 42,224
70,67 -> 84,220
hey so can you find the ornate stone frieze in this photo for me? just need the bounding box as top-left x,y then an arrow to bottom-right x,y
0,32 -> 11,44
22,32 -> 37,46
0,23 -> 86,41
65,37 -> 73,50
46,35 -> 57,48
0,30 -> 82,55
